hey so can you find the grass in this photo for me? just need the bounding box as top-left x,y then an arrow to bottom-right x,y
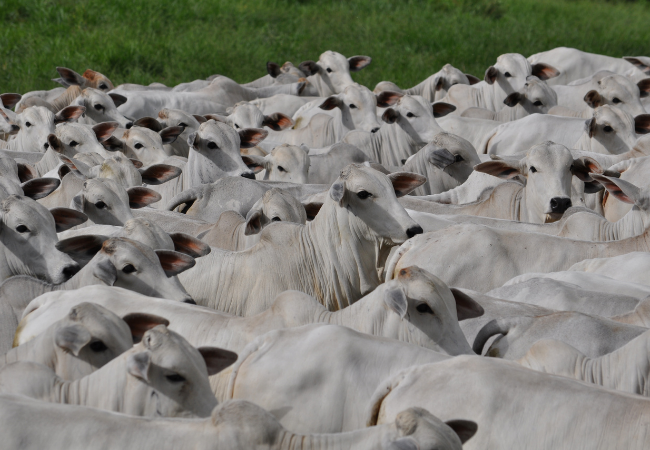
1,0 -> 650,93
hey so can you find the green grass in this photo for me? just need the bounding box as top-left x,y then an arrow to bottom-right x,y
1,0 -> 650,93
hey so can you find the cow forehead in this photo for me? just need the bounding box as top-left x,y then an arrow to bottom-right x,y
103,237 -> 159,265
271,145 -> 308,163
495,53 -> 531,74
344,165 -> 392,192
55,122 -> 95,140
341,84 -> 375,104
84,178 -> 129,204
2,196 -> 55,228
199,120 -> 240,148
400,95 -> 432,114
125,127 -> 162,146
20,106 -> 54,125
122,218 -> 173,249
144,326 -> 207,373
526,144 -> 573,167
594,105 -> 633,128
319,50 -> 347,67
66,303 -> 132,345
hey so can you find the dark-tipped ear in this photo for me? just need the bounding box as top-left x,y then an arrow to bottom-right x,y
241,155 -> 266,174
50,207 -> 88,232
102,135 -> 124,152
56,235 -> 109,266
585,117 -> 597,138
348,55 -> 372,72
445,419 -> 478,444
159,126 -> 184,145
55,324 -> 92,356
484,66 -> 498,84
244,209 -> 264,236
193,114 -> 207,124
262,113 -> 294,131
428,148 -> 456,170
531,63 -> 560,80
624,57 -> 650,74
303,202 -> 323,221
127,187 -> 162,208
16,162 -> 37,183
465,73 -> 481,85
54,106 -> 85,124
108,93 -> 127,108
382,108 -> 399,124
266,61 -> 282,78
584,90 -> 603,109
139,164 -> 182,185
197,347 -> 238,376
635,114 -> 650,135
504,92 -> 523,107
383,285 -> 408,319
56,67 -> 85,86
155,250 -> 196,277
133,117 -> 163,132
376,91 -> 404,108
571,156 -> 603,182
388,172 -> 427,197
637,79 -> 650,99
239,128 -> 268,148
122,313 -> 170,344
298,60 -> 319,76
474,160 -> 523,179
590,174 -> 643,206
450,288 -> 485,320
319,96 -> 342,111
22,178 -> 60,200
169,232 -> 211,258
92,122 -> 119,142
432,102 -> 456,118
0,93 -> 21,110
47,134 -> 65,153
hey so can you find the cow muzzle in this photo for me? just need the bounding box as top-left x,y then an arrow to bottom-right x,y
549,197 -> 572,214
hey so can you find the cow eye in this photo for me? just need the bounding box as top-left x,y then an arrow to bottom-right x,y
25,122 -> 31,128
454,154 -> 464,163
15,225 -> 28,233
357,190 -> 371,199
349,104 -> 357,109
134,143 -> 144,149
406,112 -> 415,118
69,140 -> 79,147
326,68 -> 332,73
207,141 -> 218,149
166,373 -> 186,383
504,72 -> 512,78
603,125 -> 613,133
99,84 -> 108,90
613,98 -> 621,104
95,201 -> 106,209
122,264 -> 136,274
94,104 -> 103,111
529,166 -> 537,173
533,101 -> 543,107
416,303 -> 434,314
271,217 -> 281,222
277,166 -> 286,172
234,124 -> 240,129
89,340 -> 108,352
178,122 -> 188,127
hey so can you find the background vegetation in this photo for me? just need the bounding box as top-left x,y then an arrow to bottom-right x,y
1,0 -> 649,93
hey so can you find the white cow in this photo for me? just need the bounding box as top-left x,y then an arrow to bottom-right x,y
297,50 -> 372,97
244,144 -> 310,184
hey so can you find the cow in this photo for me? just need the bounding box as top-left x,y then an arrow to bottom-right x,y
243,144 -> 310,184
306,143 -> 371,185
297,50 -> 372,97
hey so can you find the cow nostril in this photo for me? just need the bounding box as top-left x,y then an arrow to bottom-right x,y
550,197 -> 572,214
240,172 -> 255,180
183,298 -> 197,305
406,225 -> 424,239
126,122 -> 133,129
371,127 -> 380,133
62,264 -> 81,280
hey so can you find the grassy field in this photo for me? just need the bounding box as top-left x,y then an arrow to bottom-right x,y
1,0 -> 650,93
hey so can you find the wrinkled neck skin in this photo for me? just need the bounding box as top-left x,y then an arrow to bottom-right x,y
185,147 -> 226,189
1,329 -> 55,369
471,81 -> 508,112
0,234 -> 44,283
573,132 -> 633,155
593,206 -> 649,240
396,118 -> 438,145
34,149 -> 62,176
307,72 -> 339,97
495,104 -> 531,122
5,134 -> 42,153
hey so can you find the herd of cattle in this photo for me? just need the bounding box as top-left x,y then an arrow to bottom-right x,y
1,46 -> 650,448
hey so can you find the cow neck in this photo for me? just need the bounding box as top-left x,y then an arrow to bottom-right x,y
599,205 -> 648,240
301,199 -> 388,311
276,423 -> 400,450
327,285 -> 392,337
0,236 -> 44,282
365,125 -> 420,167
34,148 -> 61,176
404,76 -> 434,101
185,147 -> 226,189
1,332 -> 45,367
56,254 -> 106,291
307,73 -> 337,97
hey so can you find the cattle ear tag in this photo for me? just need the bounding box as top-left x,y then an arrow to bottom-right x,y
384,286 -> 408,319
55,324 -> 92,356
127,351 -> 151,382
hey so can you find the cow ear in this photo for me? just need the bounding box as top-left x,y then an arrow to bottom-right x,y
348,55 -> 372,72
58,154 -> 92,178
47,134 -> 65,153
262,113 -> 294,131
531,63 -> 560,80
127,187 -> 161,208
127,351 -> 151,382
139,164 -> 182,185
197,347 -> 239,376
130,159 -> 143,168
590,174 -> 644,207
159,126 -> 184,145
54,106 -> 85,124
571,156 -> 603,182
133,117 -> 163,132
303,202 -> 323,221
474,160 -> 524,179
50,207 -> 88,232
450,288 -> 485,321
108,93 -> 127,108
585,117 -> 597,138
319,95 -> 342,111
428,148 -> 456,170
0,93 -> 21,110
56,235 -> 110,266
93,257 -> 117,286
624,57 -> 650,74
432,102 -> 456,118
635,114 -> 650,135
55,324 -> 92,356
329,180 -> 346,204
17,162 -> 40,182
56,67 -> 85,86
465,73 -> 481,85
187,132 -> 200,148
193,114 -> 207,124
298,60 -> 319,76
155,250 -> 196,277
388,172 -> 427,197
637,79 -> 650,99
122,313 -> 170,344
384,285 -> 408,319
584,90 -> 603,109
21,178 -> 60,200
91,122 -> 119,143
484,66 -> 498,84
244,205 -> 265,236
504,92 -> 523,107
445,419 -> 478,444
169,232 -> 211,258
376,91 -> 404,108
266,61 -> 282,78
239,128 -> 268,148
382,108 -> 399,124
102,135 -> 125,152
58,164 -> 71,179
241,155 -> 266,174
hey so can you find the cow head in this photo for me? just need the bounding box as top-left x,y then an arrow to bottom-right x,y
378,92 -> 453,143
242,144 -> 310,184
70,88 -> 132,129
320,83 -> 383,133
503,76 -> 558,114
582,71 -> 650,117
299,50 -> 371,96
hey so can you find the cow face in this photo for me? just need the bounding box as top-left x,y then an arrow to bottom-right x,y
378,93 -> 446,143
49,122 -> 118,158
583,72 -> 649,117
585,105 -> 650,155
243,188 -> 308,235
225,102 -> 294,132
72,88 -> 132,129
320,84 -> 382,133
54,67 -> 114,92
485,53 -> 559,95
503,76 -> 558,114
299,50 -> 371,96
243,144 -> 310,184
119,126 -> 182,166
14,106 -> 83,153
